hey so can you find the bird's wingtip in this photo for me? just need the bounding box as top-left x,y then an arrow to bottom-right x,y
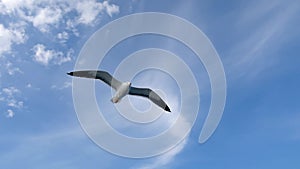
165,106 -> 171,112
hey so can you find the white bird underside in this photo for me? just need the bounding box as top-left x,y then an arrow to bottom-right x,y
67,70 -> 171,112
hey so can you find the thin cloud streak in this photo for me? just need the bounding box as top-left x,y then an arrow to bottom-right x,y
0,125 -> 87,166
225,0 -> 300,79
134,139 -> 188,169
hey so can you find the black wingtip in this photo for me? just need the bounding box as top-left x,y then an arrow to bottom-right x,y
67,72 -> 73,76
165,106 -> 171,112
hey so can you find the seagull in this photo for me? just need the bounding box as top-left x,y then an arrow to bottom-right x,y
67,70 -> 171,112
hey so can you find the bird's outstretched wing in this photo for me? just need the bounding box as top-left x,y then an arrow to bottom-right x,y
67,70 -> 122,90
128,86 -> 171,112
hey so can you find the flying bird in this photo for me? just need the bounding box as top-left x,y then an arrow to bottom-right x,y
67,70 -> 171,112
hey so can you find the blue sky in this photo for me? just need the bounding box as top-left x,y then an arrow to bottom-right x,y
0,0 -> 300,168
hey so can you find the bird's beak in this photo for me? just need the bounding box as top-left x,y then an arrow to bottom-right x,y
67,72 -> 73,76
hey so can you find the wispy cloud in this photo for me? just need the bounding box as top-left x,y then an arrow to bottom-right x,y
5,61 -> 23,75
6,109 -> 14,118
1,86 -> 24,117
134,139 -> 188,169
51,81 -> 72,90
2,86 -> 20,97
0,125 -> 89,167
226,0 -> 300,79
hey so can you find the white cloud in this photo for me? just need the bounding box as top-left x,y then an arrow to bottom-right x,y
1,0 -> 62,32
103,1 -> 120,17
2,86 -> 23,109
57,31 -> 69,43
0,0 -> 120,68
76,1 -> 104,25
75,0 -> 120,25
0,24 -> 13,55
25,83 -> 40,91
2,86 -> 20,97
6,109 -> 14,118
63,81 -> 72,89
32,44 -> 56,65
0,0 -> 32,15
26,83 -> 32,88
1,0 -> 120,32
32,44 -> 71,65
5,61 -> 23,75
51,81 -> 72,90
25,7 -> 62,32
1,86 -> 24,117
7,99 -> 23,109
65,19 -> 80,36
0,23 -> 26,56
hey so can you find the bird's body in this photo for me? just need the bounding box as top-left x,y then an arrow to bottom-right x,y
111,82 -> 131,103
67,70 -> 171,112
